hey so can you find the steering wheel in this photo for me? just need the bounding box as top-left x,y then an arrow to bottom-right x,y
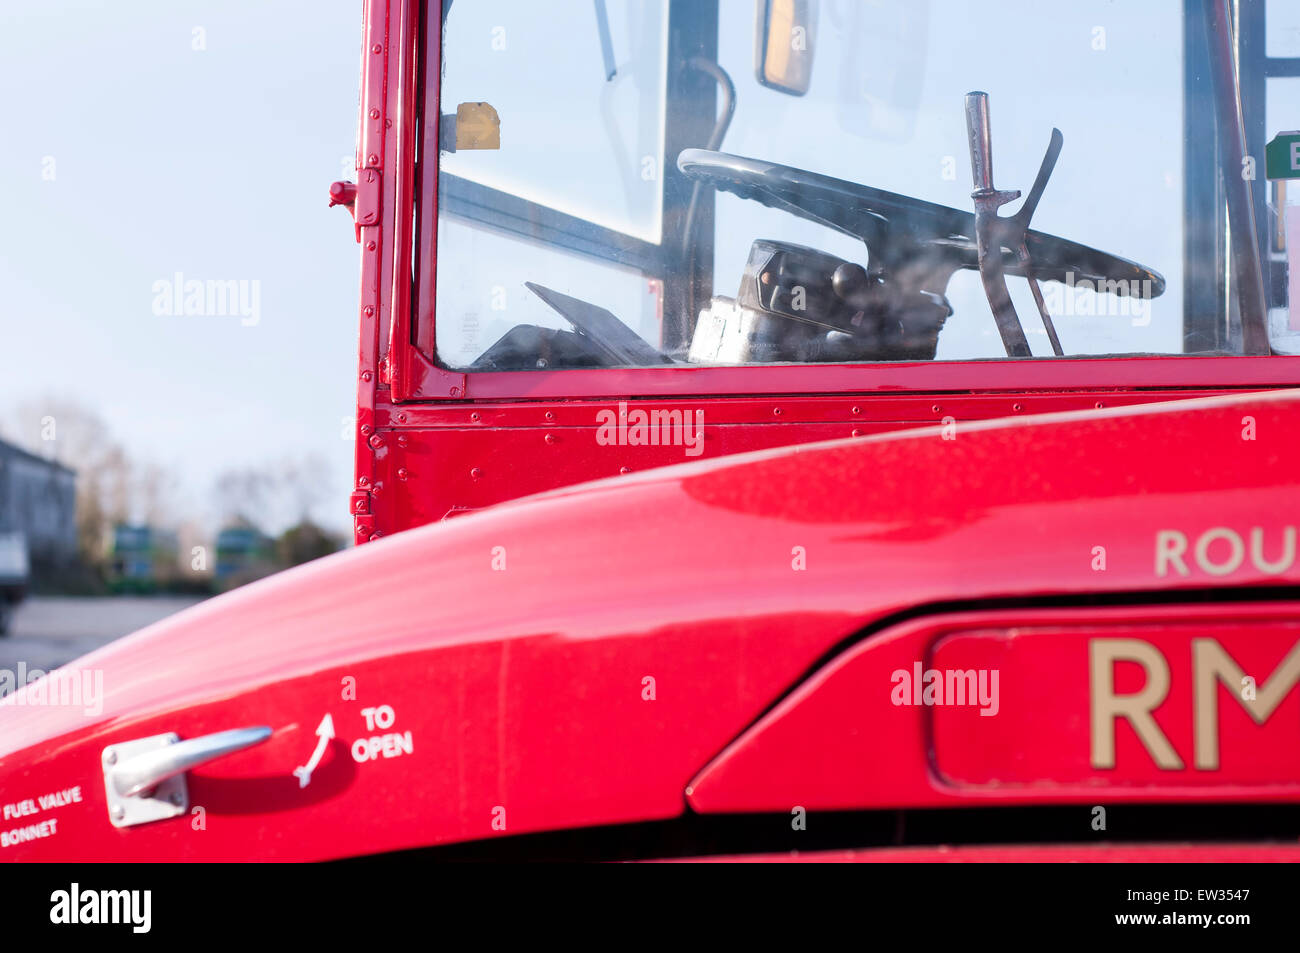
678,148 -> 1165,309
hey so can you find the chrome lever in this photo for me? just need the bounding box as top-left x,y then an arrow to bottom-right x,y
964,92 -> 1068,357
109,726 -> 271,797
965,90 -> 1004,195
965,91 -> 1030,357
102,726 -> 272,828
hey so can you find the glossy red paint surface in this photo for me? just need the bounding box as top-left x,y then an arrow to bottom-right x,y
2,390 -> 1299,860
405,356 -> 1300,403
686,606 -> 1300,813
368,390 -> 1240,530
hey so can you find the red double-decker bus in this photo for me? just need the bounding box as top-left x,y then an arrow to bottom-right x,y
4,0 -> 1300,865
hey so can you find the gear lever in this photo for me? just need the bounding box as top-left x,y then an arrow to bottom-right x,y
965,91 -> 1064,357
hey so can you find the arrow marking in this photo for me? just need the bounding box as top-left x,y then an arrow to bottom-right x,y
292,714 -> 335,788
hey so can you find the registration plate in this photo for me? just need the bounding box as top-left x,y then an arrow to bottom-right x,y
931,621 -> 1300,787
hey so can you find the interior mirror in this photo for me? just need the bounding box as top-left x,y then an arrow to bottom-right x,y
755,0 -> 818,96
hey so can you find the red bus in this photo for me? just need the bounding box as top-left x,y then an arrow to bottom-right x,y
4,0 -> 1300,864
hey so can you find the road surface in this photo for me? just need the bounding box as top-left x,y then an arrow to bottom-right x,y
0,595 -> 205,673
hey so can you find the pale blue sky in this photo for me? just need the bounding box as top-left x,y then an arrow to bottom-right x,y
0,1 -> 361,533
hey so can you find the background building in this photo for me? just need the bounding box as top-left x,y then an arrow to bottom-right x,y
0,438 -> 77,573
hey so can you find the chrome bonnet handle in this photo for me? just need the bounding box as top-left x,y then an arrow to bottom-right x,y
108,726 -> 272,798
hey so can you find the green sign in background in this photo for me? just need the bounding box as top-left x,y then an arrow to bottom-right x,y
1266,132 -> 1300,180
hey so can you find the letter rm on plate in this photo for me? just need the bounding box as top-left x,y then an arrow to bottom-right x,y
930,617 -> 1300,788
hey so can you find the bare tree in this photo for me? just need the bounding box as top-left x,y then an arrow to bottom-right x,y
213,454 -> 334,534
133,462 -> 179,527
281,452 -> 332,523
6,399 -> 142,564
212,467 -> 278,530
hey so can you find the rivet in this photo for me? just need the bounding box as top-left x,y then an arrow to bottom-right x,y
450,386 -> 461,397
367,153 -> 379,166
369,533 -> 380,542
397,467 -> 409,480
363,305 -> 374,317
397,412 -> 407,423
544,411 -> 554,420
369,108 -> 380,119
370,482 -> 381,495
1013,403 -> 1023,412
544,433 -> 556,445
773,407 -> 782,416
369,434 -> 383,448
366,241 -> 376,251
620,466 -> 631,474
852,429 -> 862,437
362,371 -> 373,382
470,412 -> 480,422
358,476 -> 369,487
396,434 -> 408,448
360,424 -> 372,436
1095,401 -> 1105,409
851,406 -> 860,415
470,467 -> 483,479
932,404 -> 941,413
371,43 -> 382,53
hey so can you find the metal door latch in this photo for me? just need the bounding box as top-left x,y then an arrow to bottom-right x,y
328,168 -> 382,242
101,726 -> 271,828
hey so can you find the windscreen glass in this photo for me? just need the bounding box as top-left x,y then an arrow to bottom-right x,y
431,0 -> 1299,370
